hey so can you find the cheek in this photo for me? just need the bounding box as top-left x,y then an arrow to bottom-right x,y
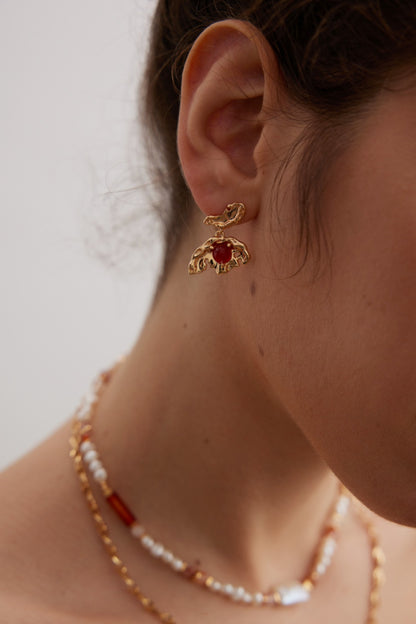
257,131 -> 416,526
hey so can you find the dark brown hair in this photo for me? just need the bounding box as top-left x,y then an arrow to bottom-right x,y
143,1 -> 416,283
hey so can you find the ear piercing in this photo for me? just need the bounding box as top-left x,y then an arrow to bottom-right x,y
188,202 -> 251,275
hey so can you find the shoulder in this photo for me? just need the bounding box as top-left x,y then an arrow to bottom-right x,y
0,424 -> 90,623
0,599 -> 130,624
0,595 -> 149,624
0,424 -> 149,624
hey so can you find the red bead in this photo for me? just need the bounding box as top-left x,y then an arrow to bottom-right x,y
106,491 -> 136,526
100,370 -> 112,384
212,241 -> 232,264
183,565 -> 198,580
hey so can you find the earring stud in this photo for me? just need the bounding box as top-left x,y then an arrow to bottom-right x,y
188,202 -> 251,275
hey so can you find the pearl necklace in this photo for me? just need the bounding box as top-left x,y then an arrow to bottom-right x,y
70,363 -> 385,622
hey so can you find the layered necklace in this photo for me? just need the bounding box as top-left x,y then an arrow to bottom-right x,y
69,363 -> 385,623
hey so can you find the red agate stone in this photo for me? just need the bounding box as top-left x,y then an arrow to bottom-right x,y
106,491 -> 136,526
183,565 -> 198,580
212,241 -> 233,264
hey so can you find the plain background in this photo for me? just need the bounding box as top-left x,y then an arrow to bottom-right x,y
1,1 -> 163,469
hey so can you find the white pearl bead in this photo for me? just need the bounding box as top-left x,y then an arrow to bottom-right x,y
76,400 -> 92,421
93,467 -> 108,482
316,562 -> 326,575
141,535 -> 154,549
323,537 -> 336,556
84,390 -> 96,406
321,553 -> 331,567
232,586 -> 246,601
89,459 -> 103,473
172,558 -> 184,571
223,584 -> 234,596
84,449 -> 99,463
76,408 -> 90,422
336,495 -> 350,516
254,592 -> 264,605
151,543 -> 165,558
211,581 -> 222,592
161,550 -> 174,564
131,523 -> 145,538
278,582 -> 311,606
243,592 -> 253,604
79,440 -> 94,453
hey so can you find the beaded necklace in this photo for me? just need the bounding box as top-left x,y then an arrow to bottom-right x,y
69,364 -> 385,623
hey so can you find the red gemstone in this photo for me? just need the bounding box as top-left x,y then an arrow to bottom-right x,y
106,491 -> 136,526
212,241 -> 232,264
183,565 -> 198,580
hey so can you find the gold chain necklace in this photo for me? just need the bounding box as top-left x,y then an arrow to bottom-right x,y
69,366 -> 385,623
74,366 -> 350,606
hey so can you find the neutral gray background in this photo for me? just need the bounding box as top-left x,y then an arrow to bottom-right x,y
1,1 -> 163,469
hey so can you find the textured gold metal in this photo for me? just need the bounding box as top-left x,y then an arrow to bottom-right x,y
272,591 -> 282,604
188,202 -> 251,275
302,579 -> 314,592
194,572 -> 205,583
352,501 -> 385,624
102,483 -> 113,497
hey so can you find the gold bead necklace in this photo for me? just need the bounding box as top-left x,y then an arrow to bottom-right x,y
69,365 -> 385,623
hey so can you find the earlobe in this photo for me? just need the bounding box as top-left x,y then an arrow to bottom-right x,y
177,20 -> 279,219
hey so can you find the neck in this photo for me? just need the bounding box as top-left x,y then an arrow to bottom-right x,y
93,247 -> 337,590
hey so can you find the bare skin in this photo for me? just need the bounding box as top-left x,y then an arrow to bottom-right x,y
1,19 -> 416,624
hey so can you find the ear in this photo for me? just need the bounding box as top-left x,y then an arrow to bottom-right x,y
177,19 -> 282,221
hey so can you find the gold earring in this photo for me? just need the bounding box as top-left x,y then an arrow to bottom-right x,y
188,202 -> 251,275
